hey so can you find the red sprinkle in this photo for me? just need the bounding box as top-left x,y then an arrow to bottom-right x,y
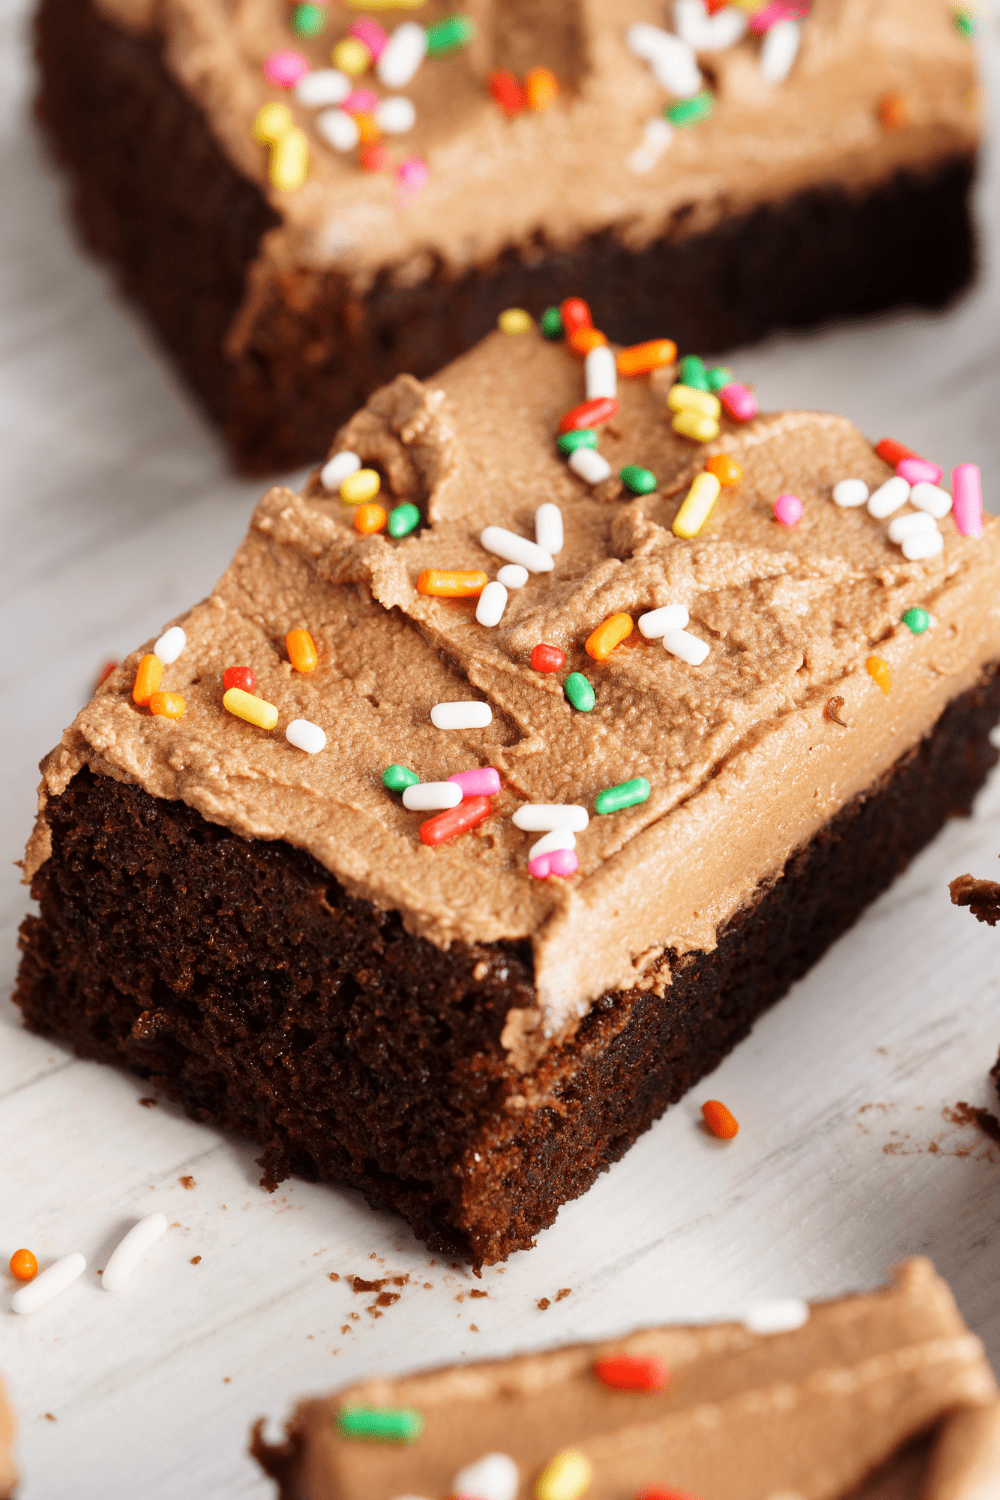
420,795 -> 491,847
223,665 -> 256,693
875,438 -> 919,467
531,643 -> 566,674
96,659 -> 119,688
558,397 -> 618,434
360,142 -> 389,172
594,1354 -> 669,1393
488,69 -> 524,116
560,297 -> 593,336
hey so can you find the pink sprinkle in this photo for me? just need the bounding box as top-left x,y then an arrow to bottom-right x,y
529,849 -> 578,879
396,155 -> 430,200
748,2 -> 805,33
720,382 -> 757,422
897,456 -> 942,486
343,87 -> 380,116
448,768 -> 501,797
349,18 -> 388,60
952,464 -> 983,538
774,492 -> 803,527
263,49 -> 311,88
529,854 -> 553,879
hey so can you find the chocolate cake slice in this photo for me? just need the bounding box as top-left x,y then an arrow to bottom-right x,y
34,0 -> 979,472
253,1259 -> 1000,1500
15,326 -> 1000,1265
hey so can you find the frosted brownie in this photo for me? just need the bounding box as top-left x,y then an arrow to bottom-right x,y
15,325 -> 1000,1264
253,1259 -> 1000,1500
35,0 -> 979,471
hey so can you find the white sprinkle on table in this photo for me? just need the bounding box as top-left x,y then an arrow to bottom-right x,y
102,1213 -> 168,1293
12,1252 -> 87,1315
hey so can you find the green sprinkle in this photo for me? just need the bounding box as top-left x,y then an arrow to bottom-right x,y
541,306 -> 563,339
564,673 -> 595,712
665,89 -> 714,127
620,464 -> 657,495
388,503 -> 421,538
557,429 -> 598,455
901,607 -> 931,635
382,765 -> 420,792
291,3 -> 325,35
678,355 -> 709,391
337,1406 -> 424,1443
425,14 -> 476,55
953,8 -> 974,37
594,777 -> 651,815
705,365 -> 733,393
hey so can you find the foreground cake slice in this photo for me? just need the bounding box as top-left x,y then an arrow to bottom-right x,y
35,0 -> 979,471
253,1259 -> 1000,1500
0,1378 -> 16,1500
16,325 -> 1000,1264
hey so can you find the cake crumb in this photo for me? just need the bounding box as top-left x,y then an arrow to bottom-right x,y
138,1096 -> 157,1108
825,696 -> 848,727
469,1288 -> 488,1299
537,1297 -> 551,1310
469,1323 -> 479,1332
341,1326 -> 352,1335
556,1288 -> 572,1301
223,1378 -> 231,1384
190,1256 -> 202,1265
44,1414 -> 56,1423
946,1101 -> 1000,1145
329,1272 -> 340,1282
179,1176 -> 196,1190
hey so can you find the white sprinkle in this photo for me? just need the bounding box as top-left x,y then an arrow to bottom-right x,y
12,1252 -> 86,1315
476,581 -> 509,628
909,481 -> 953,519
584,345 -> 617,402
534,503 -> 564,556
431,702 -> 493,730
285,718 -> 327,754
887,510 -> 937,544
320,450 -> 361,491
867,475 -> 911,519
295,68 -> 351,107
638,604 -> 689,638
568,448 -> 612,485
743,1297 -> 809,1335
902,530 -> 944,561
512,804 -> 589,833
496,564 -> 529,589
479,526 -> 554,574
375,95 -> 416,134
377,22 -> 427,88
832,478 -> 869,509
627,117 -> 673,174
101,1213 -> 168,1293
403,781 -> 462,811
153,625 -> 186,664
759,18 -> 800,84
990,725 -> 1000,750
316,108 -> 360,152
528,829 -> 576,862
674,0 -> 746,50
626,24 -> 701,96
663,627 -> 710,665
451,1454 -> 519,1500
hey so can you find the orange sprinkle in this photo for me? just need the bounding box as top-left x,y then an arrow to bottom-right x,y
702,1100 -> 739,1139
525,66 -> 559,111
355,113 -> 381,145
878,92 -> 907,130
354,502 -> 387,535
616,339 -> 677,377
417,569 -> 488,598
132,654 -> 163,707
148,691 -> 186,721
705,453 -> 742,487
867,656 -> 891,694
585,613 -> 633,661
9,1249 -> 38,1282
287,629 -> 319,674
567,327 -> 608,357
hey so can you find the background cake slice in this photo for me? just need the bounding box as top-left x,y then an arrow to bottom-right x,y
15,325 -> 1000,1265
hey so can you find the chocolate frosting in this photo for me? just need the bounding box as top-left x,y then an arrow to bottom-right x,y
85,0 -> 977,308
26,329 -> 1000,1060
266,1259 -> 1000,1500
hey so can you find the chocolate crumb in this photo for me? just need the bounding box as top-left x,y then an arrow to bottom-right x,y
556,1288 -> 572,1301
138,1096 -> 157,1108
352,1276 -> 388,1294
469,1288 -> 488,1299
328,1272 -> 340,1282
947,1101 -> 1000,1144
825,696 -> 848,727
537,1297 -> 551,1310
469,1323 -> 479,1331
341,1325 -> 351,1334
223,1378 -> 231,1384
423,1282 -> 433,1289
190,1256 -> 202,1265
179,1176 -> 196,1190
44,1413 -> 56,1422
375,1291 -> 400,1308
392,1274 -> 409,1287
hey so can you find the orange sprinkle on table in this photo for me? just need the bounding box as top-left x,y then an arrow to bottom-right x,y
287,629 -> 319,673
705,453 -> 742,487
585,613 -> 633,661
702,1099 -> 739,1139
149,691 -> 186,721
616,339 -> 677,377
867,656 -> 891,694
417,569 -> 488,598
10,1249 -> 38,1282
132,654 -> 163,706
354,502 -> 387,535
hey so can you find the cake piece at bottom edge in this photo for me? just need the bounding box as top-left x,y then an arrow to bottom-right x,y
252,1259 -> 1000,1500
0,1377 -> 17,1500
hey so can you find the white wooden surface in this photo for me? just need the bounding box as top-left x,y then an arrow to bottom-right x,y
3,3 -> 1000,1494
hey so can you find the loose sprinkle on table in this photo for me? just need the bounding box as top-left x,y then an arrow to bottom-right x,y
531,643 -> 566,673
383,764 -> 419,791
702,1099 -> 739,1138
430,701 -> 493,729
9,1249 -> 38,1282
480,526 -> 554,574
773,492 -> 802,527
149,691 -> 186,721
449,767 -> 501,797
866,656 -> 891,695
498,308 -> 532,334
420,796 -> 491,846
286,719 -> 327,754
563,673 -> 595,712
403,781 -> 463,811
417,569 -> 488,597
224,687 -> 279,731
287,629 -> 319,673
223,665 -> 255,693
133,654 -> 163,706
586,613 -> 633,660
902,607 -> 930,635
388,502 -> 421,536
102,1213 -> 168,1293
337,1405 -> 425,1441
595,777 -> 650,814
341,468 -> 381,504
593,1353 -> 669,1392
673,471 -> 721,538
535,1449 -> 592,1500
153,625 -> 186,664
11,1252 -> 86,1315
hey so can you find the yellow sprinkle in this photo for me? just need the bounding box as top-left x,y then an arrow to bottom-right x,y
866,656 -> 891,695
667,384 -> 721,419
332,37 -> 372,75
672,410 -> 720,444
269,128 -> 309,191
340,468 -> 381,504
254,102 -> 293,145
535,1450 -> 592,1500
223,687 -> 279,731
673,471 -> 721,539
498,308 -> 532,335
